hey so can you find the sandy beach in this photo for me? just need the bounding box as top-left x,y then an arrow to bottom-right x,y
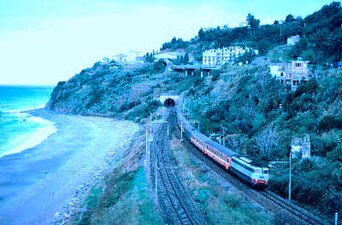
0,109 -> 139,225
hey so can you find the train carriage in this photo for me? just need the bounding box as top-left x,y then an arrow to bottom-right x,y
176,96 -> 269,188
231,156 -> 269,187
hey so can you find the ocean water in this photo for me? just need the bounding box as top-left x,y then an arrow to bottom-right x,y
0,85 -> 57,158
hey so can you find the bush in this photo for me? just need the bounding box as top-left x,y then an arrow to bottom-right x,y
318,115 -> 342,132
298,158 -> 315,172
211,70 -> 221,81
327,143 -> 342,161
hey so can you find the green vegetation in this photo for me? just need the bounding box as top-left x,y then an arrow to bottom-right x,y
48,60 -> 167,120
160,37 -> 189,51
270,157 -> 342,215
67,136 -> 163,225
160,2 -> 341,65
74,167 -> 162,225
48,58 -> 211,122
184,66 -> 341,216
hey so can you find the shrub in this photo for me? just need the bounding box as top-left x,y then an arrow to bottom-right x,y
211,70 -> 221,81
327,143 -> 342,161
318,115 -> 342,132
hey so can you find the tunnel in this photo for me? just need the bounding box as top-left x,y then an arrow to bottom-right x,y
164,98 -> 175,107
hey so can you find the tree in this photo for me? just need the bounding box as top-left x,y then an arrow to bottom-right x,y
285,14 -> 296,23
184,52 -> 189,64
227,134 -> 248,153
198,28 -> 205,40
255,125 -> 279,159
246,13 -> 260,29
144,52 -> 155,63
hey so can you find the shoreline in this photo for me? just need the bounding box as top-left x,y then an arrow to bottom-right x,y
0,111 -> 57,158
0,106 -> 56,158
0,109 -> 140,225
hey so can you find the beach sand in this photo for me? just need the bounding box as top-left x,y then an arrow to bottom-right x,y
0,109 -> 139,225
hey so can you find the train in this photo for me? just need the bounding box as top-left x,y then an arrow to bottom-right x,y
175,98 -> 269,187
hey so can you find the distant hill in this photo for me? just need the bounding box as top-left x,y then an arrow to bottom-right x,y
160,1 -> 341,65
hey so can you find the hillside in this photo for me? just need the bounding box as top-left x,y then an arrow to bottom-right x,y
47,1 -> 341,219
47,60 -> 201,121
184,65 -> 341,215
160,1 -> 341,65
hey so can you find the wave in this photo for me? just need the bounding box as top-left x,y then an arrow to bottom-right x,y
0,115 -> 57,158
2,104 -> 47,114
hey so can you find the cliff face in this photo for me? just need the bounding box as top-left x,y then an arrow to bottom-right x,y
46,60 -> 183,120
48,60 -> 124,116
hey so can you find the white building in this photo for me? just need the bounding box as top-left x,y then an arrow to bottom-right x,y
154,52 -> 182,61
269,64 -> 287,79
202,46 -> 258,66
291,136 -> 311,159
269,58 -> 311,90
287,35 -> 300,46
112,50 -> 145,65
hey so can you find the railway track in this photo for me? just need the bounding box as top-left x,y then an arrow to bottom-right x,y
259,190 -> 329,225
169,108 -> 332,225
149,110 -> 206,225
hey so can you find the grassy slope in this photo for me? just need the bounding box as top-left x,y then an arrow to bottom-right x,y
66,132 -> 163,225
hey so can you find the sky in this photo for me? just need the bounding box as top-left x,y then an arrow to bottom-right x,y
0,0 -> 336,85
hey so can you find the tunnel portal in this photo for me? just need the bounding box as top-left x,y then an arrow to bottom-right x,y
164,98 -> 175,107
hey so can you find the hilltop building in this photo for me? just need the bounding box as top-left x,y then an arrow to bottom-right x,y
154,52 -> 182,61
269,58 -> 311,90
112,50 -> 145,65
287,35 -> 300,46
202,46 -> 258,66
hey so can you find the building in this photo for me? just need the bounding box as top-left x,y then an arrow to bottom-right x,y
112,50 -> 145,65
154,52 -> 182,61
269,58 -> 311,90
291,135 -> 311,159
269,64 -> 286,78
287,35 -> 300,46
202,46 -> 258,66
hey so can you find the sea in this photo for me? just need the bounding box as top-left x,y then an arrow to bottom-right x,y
0,85 -> 57,158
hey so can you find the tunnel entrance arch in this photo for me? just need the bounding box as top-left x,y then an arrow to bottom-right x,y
164,98 -> 175,107
160,95 -> 179,107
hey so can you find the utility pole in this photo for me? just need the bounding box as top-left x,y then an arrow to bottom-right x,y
289,151 -> 292,201
180,123 -> 184,142
145,128 -> 148,164
155,159 -> 158,196
220,125 -> 227,147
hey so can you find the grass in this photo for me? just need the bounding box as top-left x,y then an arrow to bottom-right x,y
66,136 -> 163,225
267,45 -> 292,63
171,139 -> 276,225
72,167 -> 163,225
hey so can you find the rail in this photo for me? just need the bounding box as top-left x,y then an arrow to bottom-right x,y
149,109 -> 206,225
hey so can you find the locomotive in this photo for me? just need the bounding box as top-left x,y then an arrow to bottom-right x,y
176,98 -> 269,187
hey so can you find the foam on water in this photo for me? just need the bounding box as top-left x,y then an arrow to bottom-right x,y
0,115 -> 57,158
0,85 -> 55,158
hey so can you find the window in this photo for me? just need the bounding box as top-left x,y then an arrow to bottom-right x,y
232,158 -> 255,172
